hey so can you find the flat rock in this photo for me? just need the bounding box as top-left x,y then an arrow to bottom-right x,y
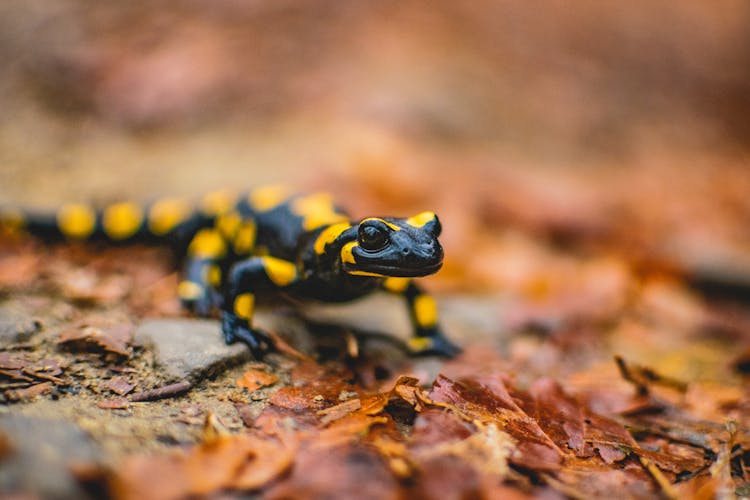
0,413 -> 103,499
0,303 -> 42,344
302,293 -> 505,345
134,318 -> 253,383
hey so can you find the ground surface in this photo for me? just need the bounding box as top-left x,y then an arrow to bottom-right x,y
2,2 -> 750,498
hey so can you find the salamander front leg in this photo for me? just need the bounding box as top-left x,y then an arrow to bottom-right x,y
382,278 -> 461,357
222,256 -> 298,356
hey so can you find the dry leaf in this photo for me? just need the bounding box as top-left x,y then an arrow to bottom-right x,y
236,369 -> 278,391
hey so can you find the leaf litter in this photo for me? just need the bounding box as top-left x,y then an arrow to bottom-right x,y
3,160 -> 750,498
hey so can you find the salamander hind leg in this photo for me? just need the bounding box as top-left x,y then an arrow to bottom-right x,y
222,256 -> 298,356
383,278 -> 462,357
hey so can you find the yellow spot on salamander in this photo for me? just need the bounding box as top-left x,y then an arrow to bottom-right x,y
340,241 -> 357,265
407,337 -> 433,353
413,294 -> 438,328
57,203 -> 96,239
248,185 -> 290,212
362,217 -> 400,231
201,189 -> 236,216
216,211 -> 242,239
383,277 -> 410,293
206,265 -> 222,287
347,269 -> 389,277
103,202 -> 143,240
233,220 -> 257,255
313,222 -> 351,254
188,229 -> 227,258
406,211 -> 436,228
262,257 -> 297,286
234,293 -> 255,319
148,198 -> 191,235
292,192 -> 348,231
178,281 -> 204,301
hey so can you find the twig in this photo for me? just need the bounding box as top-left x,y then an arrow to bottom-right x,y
129,380 -> 192,402
639,455 -> 679,500
614,355 -> 687,396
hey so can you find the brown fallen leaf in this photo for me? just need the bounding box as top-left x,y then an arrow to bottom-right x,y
413,423 -> 515,481
97,398 -> 130,410
317,398 -> 362,426
110,433 -> 294,500
427,375 -> 563,469
58,324 -> 132,357
4,381 -> 53,402
105,376 -> 135,396
527,377 -> 588,457
236,369 -> 278,391
0,368 -> 34,383
23,358 -> 64,385
265,443 -> 399,500
0,352 -> 26,370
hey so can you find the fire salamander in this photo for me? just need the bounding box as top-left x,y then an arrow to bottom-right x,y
0,186 -> 461,357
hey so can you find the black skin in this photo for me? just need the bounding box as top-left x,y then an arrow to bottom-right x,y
0,190 -> 461,357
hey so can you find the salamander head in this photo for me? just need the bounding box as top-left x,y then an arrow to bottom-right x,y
340,212 -> 443,278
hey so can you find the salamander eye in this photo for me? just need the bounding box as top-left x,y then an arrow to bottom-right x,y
358,222 -> 389,251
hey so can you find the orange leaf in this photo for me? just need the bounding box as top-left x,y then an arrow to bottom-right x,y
236,369 -> 278,391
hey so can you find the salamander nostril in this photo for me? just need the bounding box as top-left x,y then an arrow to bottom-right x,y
402,248 -> 410,255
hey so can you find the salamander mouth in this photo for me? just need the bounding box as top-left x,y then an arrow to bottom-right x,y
344,261 -> 443,278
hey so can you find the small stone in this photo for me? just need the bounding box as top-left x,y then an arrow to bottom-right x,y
0,414 -> 103,499
338,390 -> 359,401
0,304 -> 42,344
134,318 -> 252,383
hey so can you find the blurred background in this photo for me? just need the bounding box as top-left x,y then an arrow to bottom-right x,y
1,0 -> 749,293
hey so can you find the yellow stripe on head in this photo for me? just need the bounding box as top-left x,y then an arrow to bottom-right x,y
233,293 -> 255,319
201,189 -> 236,216
361,217 -> 400,231
148,198 -> 191,235
262,257 -> 297,286
413,294 -> 438,328
188,229 -> 227,258
103,202 -> 143,240
57,203 -> 96,239
313,222 -> 351,254
248,185 -> 291,212
406,211 -> 436,228
340,241 -> 357,265
233,220 -> 257,255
